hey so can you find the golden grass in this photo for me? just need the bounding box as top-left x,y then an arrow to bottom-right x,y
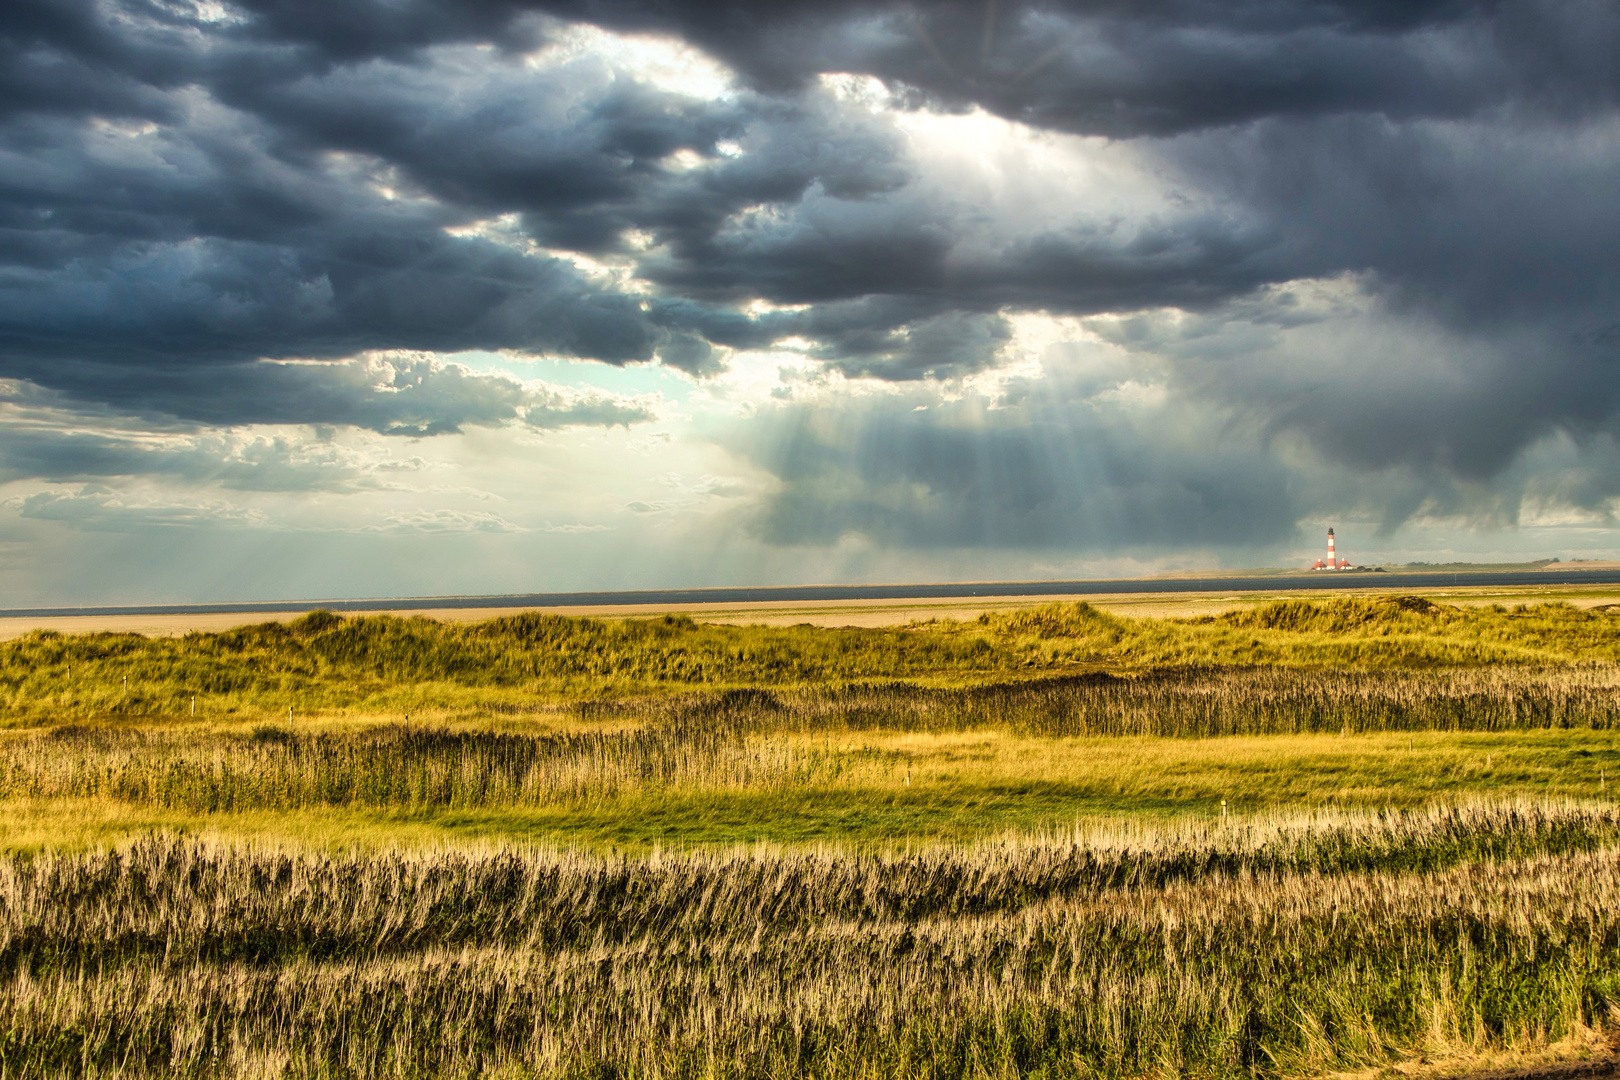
1325,1018 -> 1618,1080
2,805 -> 1618,1078
8,596 -> 1620,1077
2,726 -> 1614,854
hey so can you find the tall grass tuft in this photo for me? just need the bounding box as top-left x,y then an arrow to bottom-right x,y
0,804 -> 1616,1078
1,722 -> 869,811
584,666 -> 1620,739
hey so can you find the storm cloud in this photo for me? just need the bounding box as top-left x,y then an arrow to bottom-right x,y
1,0 -> 1617,593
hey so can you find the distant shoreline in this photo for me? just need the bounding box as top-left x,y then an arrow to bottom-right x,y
8,565 -> 1620,621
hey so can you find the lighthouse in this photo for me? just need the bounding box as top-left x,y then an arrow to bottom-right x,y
1311,528 -> 1352,570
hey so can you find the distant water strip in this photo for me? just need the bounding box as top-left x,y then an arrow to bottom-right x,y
6,569 -> 1620,619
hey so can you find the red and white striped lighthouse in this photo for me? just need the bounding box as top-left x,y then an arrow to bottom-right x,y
1311,527 -> 1352,570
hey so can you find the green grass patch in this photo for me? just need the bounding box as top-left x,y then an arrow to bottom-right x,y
5,729 -> 1615,853
8,597 -> 1620,724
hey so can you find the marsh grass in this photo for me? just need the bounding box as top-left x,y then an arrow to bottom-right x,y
0,722 -> 875,812
600,665 -> 1620,739
7,598 -> 1620,722
7,634 -> 1620,850
2,721 -> 1615,853
8,597 -> 1620,1077
2,805 -> 1618,1079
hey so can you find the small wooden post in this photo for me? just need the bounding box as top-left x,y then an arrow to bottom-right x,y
1221,798 -> 1228,822
191,697 -> 196,717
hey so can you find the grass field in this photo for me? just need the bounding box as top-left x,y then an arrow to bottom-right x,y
4,596 -> 1620,1077
8,595 -> 1620,721
5,807 -> 1620,1078
1,723 -> 1614,853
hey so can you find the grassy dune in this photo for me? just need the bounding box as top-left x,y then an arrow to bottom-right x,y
6,596 -> 1620,722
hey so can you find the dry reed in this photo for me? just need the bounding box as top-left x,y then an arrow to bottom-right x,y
640,666 -> 1620,738
0,722 -> 876,811
0,804 -> 1615,1078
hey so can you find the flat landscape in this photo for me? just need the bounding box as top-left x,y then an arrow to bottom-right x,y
10,0 -> 1613,1076
3,588 -> 1620,1077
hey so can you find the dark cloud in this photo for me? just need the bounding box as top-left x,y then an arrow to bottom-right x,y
523,0 -> 1617,135
2,0 -> 1539,354
1166,113 -> 1620,329
2,9 -> 970,406
0,17 -> 754,410
120,353 -> 658,435
0,354 -> 652,436
812,311 -> 1014,381
24,0 -> 1595,143
0,214 -> 666,373
1,0 -> 1617,547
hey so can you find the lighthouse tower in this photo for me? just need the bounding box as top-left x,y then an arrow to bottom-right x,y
1311,528 -> 1352,570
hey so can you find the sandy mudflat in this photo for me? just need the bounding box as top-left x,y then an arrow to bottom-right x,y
4,580 -> 1620,640
0,594 -> 1164,639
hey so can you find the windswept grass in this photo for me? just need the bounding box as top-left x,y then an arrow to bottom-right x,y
0,722 -> 862,812
6,597 -> 1620,851
606,666 -> 1620,738
1,720 -> 1614,852
6,597 -> 1620,722
2,805 -> 1617,1079
7,596 -> 1620,1077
